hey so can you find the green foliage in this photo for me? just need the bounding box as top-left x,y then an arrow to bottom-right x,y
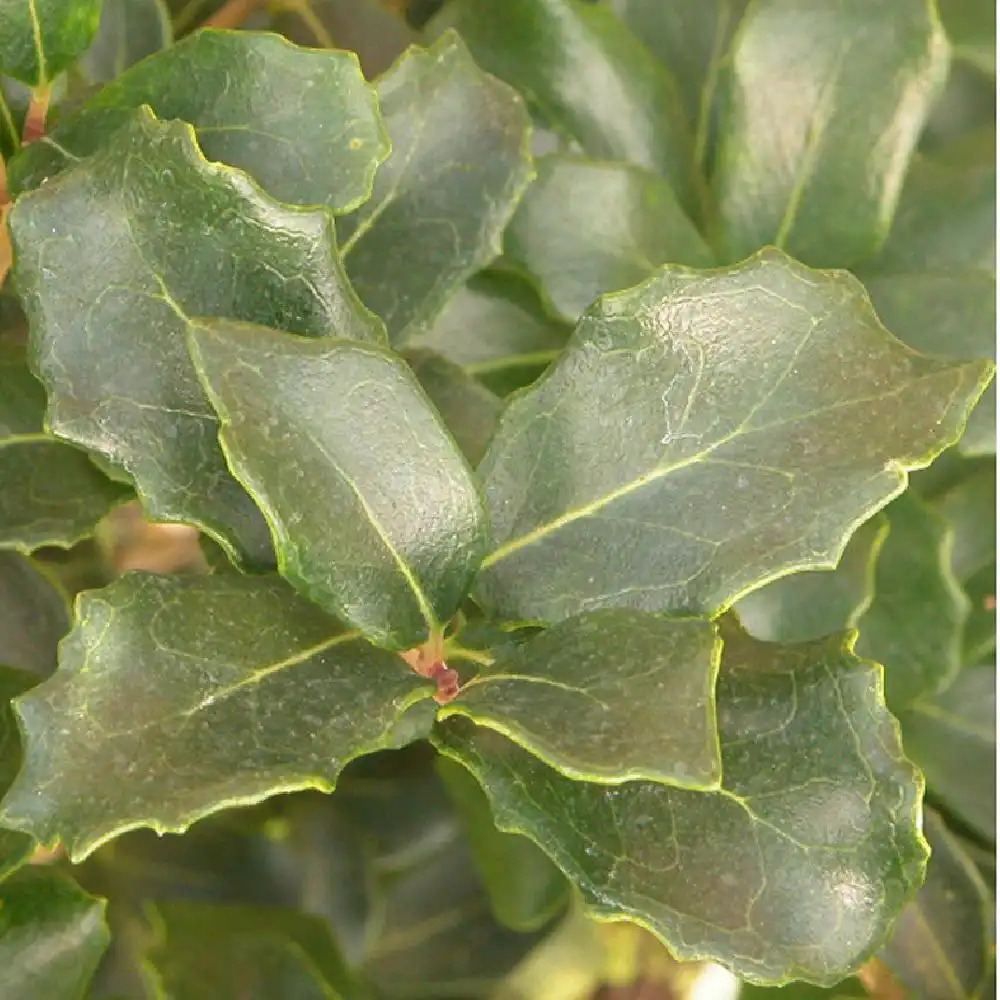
0,1 -> 993,998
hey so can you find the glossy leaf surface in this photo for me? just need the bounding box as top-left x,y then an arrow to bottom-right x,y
0,867 -> 109,998
340,32 -> 533,342
435,623 -> 927,984
899,665 -> 995,842
9,29 -> 388,214
11,108 -> 380,568
0,0 -> 102,85
190,321 -> 488,649
442,610 -> 721,787
0,573 -> 435,861
856,493 -> 969,712
0,664 -> 35,881
476,249 -> 991,625
0,332 -> 129,552
430,0 -> 698,211
505,156 -> 713,322
879,809 -> 995,1000
714,0 -> 949,266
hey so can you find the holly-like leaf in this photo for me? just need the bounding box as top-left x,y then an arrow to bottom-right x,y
189,321 -> 488,650
406,269 -> 571,397
713,0 -> 949,266
8,29 -> 388,215
0,331 -> 130,552
441,610 -> 722,787
0,0 -> 102,85
0,664 -> 36,881
610,0 -> 749,173
899,665 -> 995,842
0,573 -> 436,861
735,515 -> 887,644
505,156 -> 714,322
429,0 -> 698,213
437,756 -> 568,933
0,552 -> 68,677
879,809 -> 995,1000
859,150 -> 996,455
77,0 -> 172,86
11,108 -> 382,569
0,867 -> 109,998
475,249 -> 991,627
855,492 -> 969,713
938,0 -> 995,76
434,622 -> 928,985
339,32 -> 533,343
147,900 -> 361,1000
402,348 -> 502,466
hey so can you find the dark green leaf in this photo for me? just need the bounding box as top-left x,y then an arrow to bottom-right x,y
429,0 -> 698,213
0,551 -> 69,676
879,809 -> 994,1000
938,0 -> 996,76
0,664 -> 36,881
0,332 -> 130,552
0,0 -> 102,85
610,0 -> 749,173
405,269 -> 571,396
0,573 -> 435,861
77,0 -> 172,86
0,867 -> 109,998
189,321 -> 488,649
11,107 -> 381,568
402,348 -> 502,466
933,458 -> 996,582
437,756 -> 568,933
434,622 -> 927,985
147,900 -> 362,1000
9,29 -> 388,214
441,610 -> 721,787
475,249 -> 991,626
339,32 -> 533,342
899,665 -> 995,842
856,492 -> 969,712
735,515 -> 887,644
714,0 -> 949,266
504,155 -> 714,322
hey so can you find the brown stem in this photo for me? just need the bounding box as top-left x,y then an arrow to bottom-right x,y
22,82 -> 52,145
203,0 -> 265,29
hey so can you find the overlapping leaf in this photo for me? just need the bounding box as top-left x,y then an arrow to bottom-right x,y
11,108 -> 382,568
475,249 -> 991,626
0,552 -> 68,677
189,321 -> 488,649
714,0 -> 949,266
430,0 -> 698,213
77,0 -> 172,85
859,147 -> 996,454
147,900 -> 361,1000
402,348 -> 502,466
0,329 -> 130,551
879,809 -> 994,1000
938,0 -> 996,75
0,0 -> 102,85
441,610 -> 722,787
899,665 -> 995,842
9,29 -> 388,214
505,156 -> 713,322
406,270 -> 571,396
435,622 -> 928,984
339,32 -> 533,342
0,867 -> 109,998
856,493 -> 969,712
736,515 -> 887,644
0,664 -> 36,881
0,573 -> 436,861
